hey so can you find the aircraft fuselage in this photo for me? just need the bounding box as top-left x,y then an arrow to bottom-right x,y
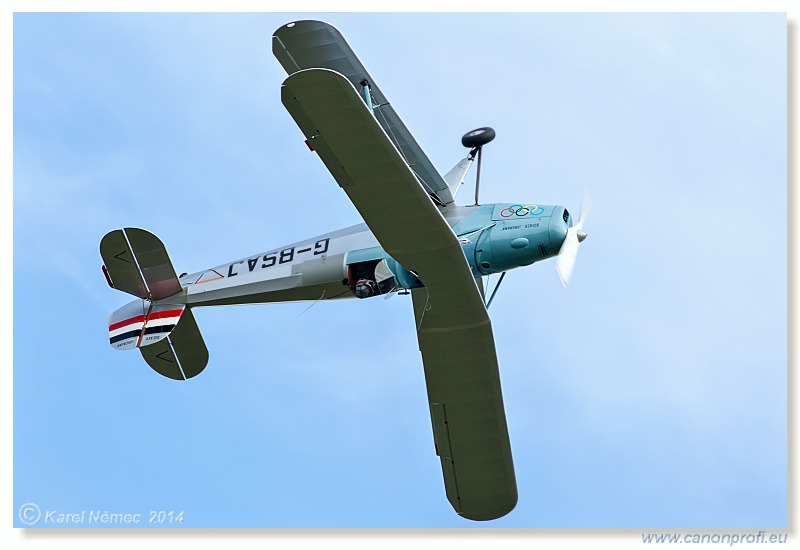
145,202 -> 571,309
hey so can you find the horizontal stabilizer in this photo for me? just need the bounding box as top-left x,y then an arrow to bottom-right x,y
140,308 -> 208,380
100,230 -> 148,298
100,228 -> 182,300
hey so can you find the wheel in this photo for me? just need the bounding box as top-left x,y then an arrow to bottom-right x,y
461,127 -> 496,148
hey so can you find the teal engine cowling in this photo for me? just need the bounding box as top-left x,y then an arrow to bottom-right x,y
472,203 -> 571,275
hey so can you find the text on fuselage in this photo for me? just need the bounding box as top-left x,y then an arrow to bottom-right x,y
226,238 -> 330,277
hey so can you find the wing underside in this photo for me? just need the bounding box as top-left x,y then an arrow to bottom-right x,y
280,67 -> 517,520
273,19 -> 455,206
412,288 -> 517,520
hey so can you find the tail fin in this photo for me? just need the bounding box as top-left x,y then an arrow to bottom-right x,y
102,228 -> 209,380
107,300 -> 208,380
107,301 -> 184,350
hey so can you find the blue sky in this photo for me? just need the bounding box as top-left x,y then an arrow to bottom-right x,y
12,12 -> 786,529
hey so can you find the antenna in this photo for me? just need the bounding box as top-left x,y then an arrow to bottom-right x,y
461,127 -> 496,205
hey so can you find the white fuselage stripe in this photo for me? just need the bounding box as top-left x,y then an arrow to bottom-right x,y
109,321 -> 145,339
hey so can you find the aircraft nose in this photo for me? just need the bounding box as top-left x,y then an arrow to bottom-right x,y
577,230 -> 587,243
548,211 -> 569,255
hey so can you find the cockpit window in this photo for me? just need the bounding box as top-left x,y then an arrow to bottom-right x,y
563,209 -> 570,224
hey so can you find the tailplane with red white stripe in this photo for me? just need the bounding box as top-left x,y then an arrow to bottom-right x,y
101,228 -> 208,380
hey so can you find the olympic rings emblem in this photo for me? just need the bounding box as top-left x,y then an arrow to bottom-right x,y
500,204 -> 545,218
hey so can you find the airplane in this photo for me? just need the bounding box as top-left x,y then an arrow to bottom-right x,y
99,20 -> 589,522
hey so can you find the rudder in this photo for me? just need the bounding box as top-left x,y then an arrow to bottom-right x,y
108,301 -> 184,351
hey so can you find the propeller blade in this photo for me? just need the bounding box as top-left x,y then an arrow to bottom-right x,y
556,192 -> 590,287
576,191 -> 591,230
556,228 -> 580,288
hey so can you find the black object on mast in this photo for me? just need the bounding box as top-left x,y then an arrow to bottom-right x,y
461,127 -> 496,206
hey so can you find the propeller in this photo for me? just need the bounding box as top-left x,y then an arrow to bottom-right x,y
556,193 -> 590,288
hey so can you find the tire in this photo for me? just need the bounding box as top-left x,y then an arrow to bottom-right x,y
461,127 -> 496,148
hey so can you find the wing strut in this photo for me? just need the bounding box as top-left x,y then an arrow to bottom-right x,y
485,272 -> 507,309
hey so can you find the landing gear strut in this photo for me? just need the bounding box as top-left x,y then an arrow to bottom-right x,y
461,127 -> 495,205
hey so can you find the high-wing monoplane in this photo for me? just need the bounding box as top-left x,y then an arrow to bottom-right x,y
100,20 -> 589,521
